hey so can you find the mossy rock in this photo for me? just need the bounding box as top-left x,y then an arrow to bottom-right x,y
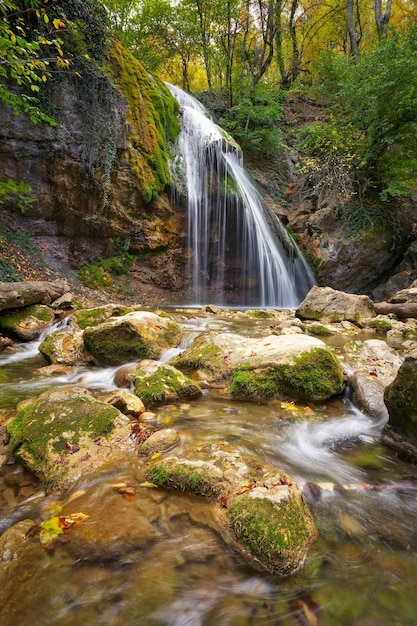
168,333 -> 234,386
83,311 -> 182,366
384,353 -> 417,443
6,386 -> 127,489
38,329 -> 89,366
227,488 -> 316,575
230,348 -> 344,402
145,443 -> 317,575
0,305 -> 54,341
132,360 -> 202,407
74,305 -> 134,330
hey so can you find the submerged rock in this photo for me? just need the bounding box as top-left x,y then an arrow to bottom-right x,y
296,285 -> 375,325
83,311 -> 182,366
145,442 -> 317,575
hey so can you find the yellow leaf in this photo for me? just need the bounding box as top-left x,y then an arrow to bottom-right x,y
53,18 -> 66,29
150,452 -> 161,459
43,13 -> 49,24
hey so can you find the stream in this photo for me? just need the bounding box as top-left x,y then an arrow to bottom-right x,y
1,310 -> 417,625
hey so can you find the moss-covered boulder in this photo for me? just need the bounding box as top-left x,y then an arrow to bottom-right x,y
171,332 -> 343,401
73,305 -> 134,330
6,386 -> 134,489
384,353 -> 417,444
145,442 -> 317,575
82,311 -> 182,366
38,329 -> 89,366
0,305 -> 55,341
132,360 -> 202,407
296,285 -> 375,325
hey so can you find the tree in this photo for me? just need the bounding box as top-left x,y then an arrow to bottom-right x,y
374,0 -> 392,39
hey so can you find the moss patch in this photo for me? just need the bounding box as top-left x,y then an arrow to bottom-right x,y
75,306 -> 133,330
230,348 -> 343,401
107,36 -> 180,202
0,305 -> 54,333
83,323 -> 150,365
169,338 -> 231,384
146,460 -> 223,499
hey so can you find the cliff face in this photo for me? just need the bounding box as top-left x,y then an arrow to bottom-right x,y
0,35 -> 187,304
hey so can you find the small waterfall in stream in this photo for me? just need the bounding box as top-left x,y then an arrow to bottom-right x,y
167,84 -> 315,308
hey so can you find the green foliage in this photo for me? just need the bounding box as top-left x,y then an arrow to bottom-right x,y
0,179 -> 35,214
54,0 -> 109,63
78,249 -> 135,289
220,86 -> 283,158
308,26 -> 417,201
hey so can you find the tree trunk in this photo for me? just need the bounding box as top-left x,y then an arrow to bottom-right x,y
347,0 -> 360,57
374,0 -> 392,39
374,301 -> 417,319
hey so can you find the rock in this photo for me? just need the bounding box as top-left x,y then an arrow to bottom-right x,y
343,340 -> 402,419
99,389 -> 145,418
296,286 -> 375,325
145,442 -> 317,575
0,305 -> 55,341
0,280 -> 69,312
83,311 -> 182,366
384,353 -> 417,444
33,364 -> 75,377
132,360 -> 202,407
38,329 -> 90,366
50,293 -> 74,309
389,279 -> 417,303
73,305 -> 134,330
139,428 -> 181,456
113,363 -> 137,388
171,332 -> 343,401
6,386 -> 135,490
0,336 -> 13,352
0,520 -> 38,563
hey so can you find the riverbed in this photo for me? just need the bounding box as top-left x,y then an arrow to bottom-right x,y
0,309 -> 416,625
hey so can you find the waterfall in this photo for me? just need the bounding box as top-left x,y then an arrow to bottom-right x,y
167,84 -> 315,308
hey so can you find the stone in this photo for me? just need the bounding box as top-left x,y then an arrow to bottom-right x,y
38,329 -> 90,366
296,285 -> 375,325
139,428 -> 181,456
83,311 -> 182,366
384,353 -> 417,443
0,280 -> 69,312
50,293 -> 74,309
132,359 -> 202,407
0,305 -> 55,341
99,389 -> 145,418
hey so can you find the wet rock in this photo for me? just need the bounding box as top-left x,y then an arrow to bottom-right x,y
343,339 -> 402,419
145,442 -> 317,575
139,428 -> 181,456
296,286 -> 375,325
171,332 -> 343,401
83,311 -> 182,366
6,386 -> 135,490
0,336 -> 13,352
0,520 -> 38,563
33,364 -> 75,377
50,293 -> 74,309
38,328 -> 90,366
99,389 -> 145,418
132,359 -> 202,407
73,304 -> 134,330
0,305 -> 55,341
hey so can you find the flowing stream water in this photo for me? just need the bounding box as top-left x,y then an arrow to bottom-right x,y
167,85 -> 315,308
1,312 -> 417,625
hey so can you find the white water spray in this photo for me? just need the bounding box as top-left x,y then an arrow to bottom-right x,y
167,84 -> 315,308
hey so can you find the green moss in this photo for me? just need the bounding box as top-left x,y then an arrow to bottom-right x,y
368,319 -> 392,333
0,305 -> 54,332
75,306 -> 133,330
38,334 -> 54,363
308,323 -> 333,336
0,259 -> 21,282
107,36 -> 180,202
230,348 -> 343,401
247,310 -> 274,319
169,339 -> 230,382
227,493 -> 314,574
146,460 -> 222,499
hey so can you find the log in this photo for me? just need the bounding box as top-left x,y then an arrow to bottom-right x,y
374,301 -> 417,319
0,280 -> 70,312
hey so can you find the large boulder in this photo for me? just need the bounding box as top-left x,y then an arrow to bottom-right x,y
38,329 -> 90,366
132,360 -> 202,407
145,442 -> 317,575
296,285 -> 375,325
82,311 -> 182,366
6,386 -> 135,490
170,332 -> 343,401
73,305 -> 134,330
343,339 -> 402,419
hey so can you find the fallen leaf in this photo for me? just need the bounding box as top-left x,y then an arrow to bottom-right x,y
139,481 -> 158,489
66,442 -> 80,454
39,512 -> 89,549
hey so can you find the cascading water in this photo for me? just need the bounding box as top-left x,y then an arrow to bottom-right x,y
167,84 -> 315,308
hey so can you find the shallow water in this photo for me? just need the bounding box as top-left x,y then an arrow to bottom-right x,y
1,313 -> 417,625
